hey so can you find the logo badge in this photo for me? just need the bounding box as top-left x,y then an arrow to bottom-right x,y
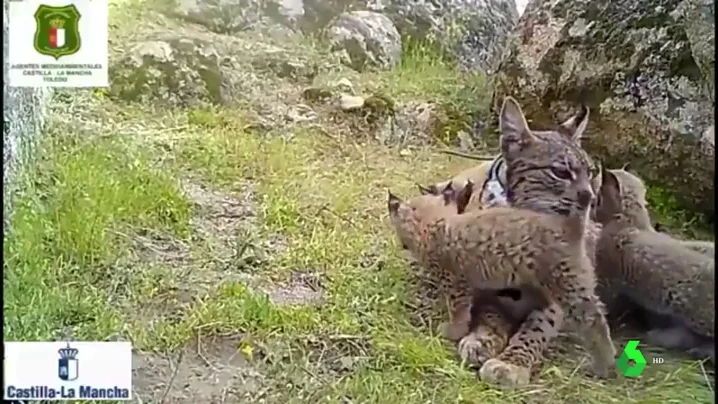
57,343 -> 79,381
616,339 -> 647,377
33,4 -> 82,60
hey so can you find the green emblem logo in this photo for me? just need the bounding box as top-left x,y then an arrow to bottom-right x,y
34,4 -> 82,60
616,339 -> 647,377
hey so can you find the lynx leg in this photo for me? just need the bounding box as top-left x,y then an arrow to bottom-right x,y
479,301 -> 564,388
443,294 -> 473,343
458,308 -> 512,368
559,292 -> 617,379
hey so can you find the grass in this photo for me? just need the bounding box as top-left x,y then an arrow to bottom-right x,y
5,99 -> 713,403
3,1 -> 714,402
645,185 -> 714,240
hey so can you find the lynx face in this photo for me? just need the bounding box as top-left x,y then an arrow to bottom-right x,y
498,98 -> 600,218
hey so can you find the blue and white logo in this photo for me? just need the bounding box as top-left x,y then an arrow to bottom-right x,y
57,343 -> 79,382
4,341 -> 132,401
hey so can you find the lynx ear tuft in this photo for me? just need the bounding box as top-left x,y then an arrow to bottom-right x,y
416,183 -> 436,196
500,97 -> 536,157
559,105 -> 590,142
596,167 -> 622,223
455,180 -> 475,214
387,190 -> 402,216
441,182 -> 456,205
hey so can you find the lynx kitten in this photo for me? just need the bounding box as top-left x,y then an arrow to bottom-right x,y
596,168 -> 715,361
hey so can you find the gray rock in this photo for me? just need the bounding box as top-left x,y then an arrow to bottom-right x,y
325,11 -> 402,71
3,1 -> 52,229
175,0 -> 264,33
374,101 -> 440,146
109,21 -> 331,136
494,0 -> 715,220
372,0 -> 519,72
174,0 -> 304,33
111,36 -> 229,106
339,93 -> 366,110
682,0 -> 714,101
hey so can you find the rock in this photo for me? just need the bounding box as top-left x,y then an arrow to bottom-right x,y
109,21 -> 330,134
372,0 -> 519,72
333,77 -> 356,94
494,0 -> 715,220
174,0 -> 264,33
682,0 -> 714,101
266,0 -> 306,28
173,0 -> 305,33
297,0 -> 357,33
111,36 -> 229,106
339,93 -> 365,110
325,11 -> 402,71
375,101 -> 440,146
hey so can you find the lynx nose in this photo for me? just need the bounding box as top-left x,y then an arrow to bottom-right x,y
577,188 -> 594,208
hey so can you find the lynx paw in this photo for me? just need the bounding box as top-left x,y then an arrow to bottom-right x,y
479,358 -> 531,388
687,345 -> 715,362
590,362 -> 617,379
458,335 -> 493,368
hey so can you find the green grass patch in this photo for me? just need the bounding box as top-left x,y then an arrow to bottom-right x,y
646,185 -> 714,240
4,128 -> 191,342
365,40 -> 493,145
4,98 -> 712,402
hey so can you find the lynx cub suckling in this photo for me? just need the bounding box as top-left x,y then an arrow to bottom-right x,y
412,181 -> 548,365
596,168 -> 715,361
388,163 -> 616,387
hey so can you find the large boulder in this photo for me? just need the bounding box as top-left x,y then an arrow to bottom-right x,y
325,11 -> 402,71
173,0 -> 305,33
109,21 -> 327,132
370,0 -> 519,72
494,0 -> 715,220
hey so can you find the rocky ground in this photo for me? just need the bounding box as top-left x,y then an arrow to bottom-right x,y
4,0 -> 714,402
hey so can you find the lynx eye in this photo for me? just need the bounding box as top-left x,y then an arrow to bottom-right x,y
550,166 -> 573,180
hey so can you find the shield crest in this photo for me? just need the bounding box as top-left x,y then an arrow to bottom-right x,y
33,4 -> 82,60
58,344 -> 79,381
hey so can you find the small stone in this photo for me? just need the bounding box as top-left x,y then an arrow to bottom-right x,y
456,130 -> 475,151
333,78 -> 355,94
339,93 -> 365,111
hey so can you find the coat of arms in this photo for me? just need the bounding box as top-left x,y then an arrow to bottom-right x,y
34,4 -> 82,60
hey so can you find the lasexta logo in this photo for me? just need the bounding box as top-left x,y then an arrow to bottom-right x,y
616,339 -> 647,377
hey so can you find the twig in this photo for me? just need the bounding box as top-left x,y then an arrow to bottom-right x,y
196,333 -> 220,372
159,349 -> 184,404
315,204 -> 358,228
699,359 -> 714,394
568,357 -> 585,379
439,149 -> 496,160
133,388 -> 144,404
